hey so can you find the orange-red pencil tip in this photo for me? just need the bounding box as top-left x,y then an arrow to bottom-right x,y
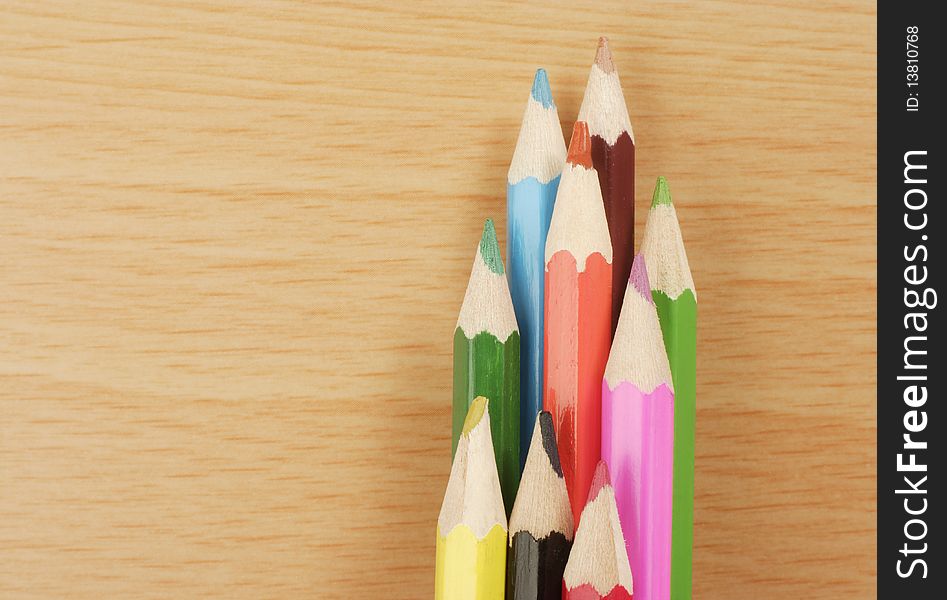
566,121 -> 592,168
594,37 -> 615,73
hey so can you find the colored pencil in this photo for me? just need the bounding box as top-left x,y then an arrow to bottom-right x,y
508,68 -> 567,469
454,218 -> 521,514
436,397 -> 508,600
544,120 -> 612,525
639,177 -> 696,600
601,253 -> 674,600
577,37 -> 636,339
562,460 -> 633,600
507,411 -> 574,600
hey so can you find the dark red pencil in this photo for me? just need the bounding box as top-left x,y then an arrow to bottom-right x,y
578,37 -> 636,338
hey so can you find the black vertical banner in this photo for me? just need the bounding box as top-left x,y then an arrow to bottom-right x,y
878,2 -> 942,598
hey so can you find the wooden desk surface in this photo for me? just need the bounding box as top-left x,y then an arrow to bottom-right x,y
1,1 -> 876,597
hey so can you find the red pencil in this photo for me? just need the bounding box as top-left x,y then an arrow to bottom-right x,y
544,121 -> 613,525
562,460 -> 633,599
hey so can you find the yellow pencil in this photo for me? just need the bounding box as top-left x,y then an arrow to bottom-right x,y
435,396 -> 508,599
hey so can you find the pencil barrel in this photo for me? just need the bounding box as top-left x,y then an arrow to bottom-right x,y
544,251 -> 611,524
562,583 -> 633,599
589,133 -> 635,339
453,328 -> 521,514
506,531 -> 572,600
602,381 -> 674,600
654,290 -> 697,600
435,524 -> 508,600
508,177 -> 559,469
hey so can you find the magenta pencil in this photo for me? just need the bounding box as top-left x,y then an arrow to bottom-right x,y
601,254 -> 674,600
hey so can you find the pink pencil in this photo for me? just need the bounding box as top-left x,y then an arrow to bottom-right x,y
601,253 -> 675,600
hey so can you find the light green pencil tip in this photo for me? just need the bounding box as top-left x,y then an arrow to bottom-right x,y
479,219 -> 504,275
651,176 -> 673,208
462,397 -> 488,435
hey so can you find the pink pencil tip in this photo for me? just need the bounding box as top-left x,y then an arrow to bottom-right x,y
629,253 -> 653,303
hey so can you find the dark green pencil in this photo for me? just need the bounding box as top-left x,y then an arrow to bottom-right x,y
453,219 -> 520,515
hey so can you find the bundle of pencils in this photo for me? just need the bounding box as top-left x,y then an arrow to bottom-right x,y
437,38 -> 696,600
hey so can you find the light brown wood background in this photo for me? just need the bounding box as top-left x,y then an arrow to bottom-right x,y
1,1 -> 876,597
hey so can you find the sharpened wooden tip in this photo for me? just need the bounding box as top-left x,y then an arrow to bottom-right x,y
566,121 -> 592,168
587,460 -> 611,502
594,37 -> 615,73
462,396 -> 488,435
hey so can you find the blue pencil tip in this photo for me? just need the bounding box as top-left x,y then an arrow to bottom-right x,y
530,68 -> 554,108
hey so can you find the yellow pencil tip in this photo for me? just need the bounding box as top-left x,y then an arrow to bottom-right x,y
462,397 -> 488,435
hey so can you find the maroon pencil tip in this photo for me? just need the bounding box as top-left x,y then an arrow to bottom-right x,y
567,121 -> 592,168
594,37 -> 615,73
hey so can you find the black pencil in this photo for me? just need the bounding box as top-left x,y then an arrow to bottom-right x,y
507,411 -> 574,599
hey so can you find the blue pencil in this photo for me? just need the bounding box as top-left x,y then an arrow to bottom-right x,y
506,68 -> 567,468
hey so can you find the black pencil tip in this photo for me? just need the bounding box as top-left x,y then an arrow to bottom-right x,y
538,411 -> 563,478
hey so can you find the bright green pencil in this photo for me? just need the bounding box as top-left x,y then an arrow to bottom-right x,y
453,219 -> 521,516
641,177 -> 697,600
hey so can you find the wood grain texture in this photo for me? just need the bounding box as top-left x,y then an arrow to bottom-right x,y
0,1 -> 876,598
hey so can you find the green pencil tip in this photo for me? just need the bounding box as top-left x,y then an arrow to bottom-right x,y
462,397 -> 488,435
479,219 -> 504,275
651,176 -> 673,208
